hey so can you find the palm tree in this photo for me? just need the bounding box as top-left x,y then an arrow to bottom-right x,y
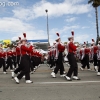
88,0 -> 100,44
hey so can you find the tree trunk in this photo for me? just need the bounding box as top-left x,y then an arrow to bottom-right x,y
95,7 -> 99,44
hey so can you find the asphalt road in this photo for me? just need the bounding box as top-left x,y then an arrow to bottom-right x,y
0,63 -> 100,100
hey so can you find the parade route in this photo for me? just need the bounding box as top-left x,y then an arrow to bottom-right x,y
0,63 -> 100,100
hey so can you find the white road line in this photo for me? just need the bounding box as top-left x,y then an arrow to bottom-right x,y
34,81 -> 100,84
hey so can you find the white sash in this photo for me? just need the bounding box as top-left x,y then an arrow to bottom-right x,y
55,43 -> 59,59
81,48 -> 85,60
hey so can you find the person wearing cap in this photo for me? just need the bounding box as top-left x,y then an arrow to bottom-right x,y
79,43 -> 87,70
51,33 -> 65,78
65,31 -> 80,81
16,37 -> 21,67
97,44 -> 100,75
49,45 -> 56,70
81,42 -> 90,70
14,33 -> 33,84
12,46 -> 17,69
47,46 -> 52,67
31,48 -> 38,73
6,47 -> 13,71
51,43 -> 56,69
0,48 -> 7,74
12,37 -> 22,78
91,39 -> 98,72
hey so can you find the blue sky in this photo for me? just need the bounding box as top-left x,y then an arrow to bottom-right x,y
0,0 -> 100,45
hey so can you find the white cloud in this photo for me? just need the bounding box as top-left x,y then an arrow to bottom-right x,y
65,17 -> 77,22
87,14 -> 92,18
0,17 -> 47,40
49,25 -> 80,44
75,34 -> 90,43
12,0 -> 92,20
81,26 -> 90,29
0,17 -> 33,32
0,0 -> 95,45
0,16 -> 95,45
50,25 -> 80,35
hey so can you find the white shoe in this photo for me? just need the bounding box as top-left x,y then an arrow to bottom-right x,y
12,65 -> 15,69
35,66 -> 38,69
60,74 -> 66,77
97,72 -> 100,76
34,69 -> 36,72
73,76 -> 81,80
87,68 -> 91,71
3,72 -> 7,74
94,66 -> 98,72
51,72 -> 56,78
80,67 -> 84,70
46,64 -> 50,67
31,71 -> 34,74
66,63 -> 70,66
52,69 -> 54,72
11,72 -> 15,78
34,68 -> 36,70
38,64 -> 40,67
26,80 -> 33,83
65,76 -> 72,81
63,71 -> 66,74
22,75 -> 25,78
14,77 -> 19,84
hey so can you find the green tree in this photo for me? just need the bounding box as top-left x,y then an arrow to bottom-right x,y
88,0 -> 100,44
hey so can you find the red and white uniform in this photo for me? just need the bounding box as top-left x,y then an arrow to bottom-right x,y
67,41 -> 77,53
20,45 -> 33,56
55,42 -> 65,59
84,48 -> 90,55
6,50 -> 13,58
16,46 -> 20,56
0,51 -> 6,59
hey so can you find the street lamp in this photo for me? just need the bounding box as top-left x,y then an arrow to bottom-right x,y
45,9 -> 49,46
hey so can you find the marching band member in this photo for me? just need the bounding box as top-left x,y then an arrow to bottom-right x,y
37,50 -> 42,67
0,47 -> 7,74
49,44 -> 56,69
14,33 -> 33,84
16,37 -> 21,68
47,46 -> 52,67
81,42 -> 90,70
33,49 -> 39,70
6,47 -> 13,71
12,37 -> 22,78
31,48 -> 37,73
65,31 -> 80,81
51,43 -> 56,69
51,33 -> 65,78
91,39 -> 98,72
12,46 -> 17,69
80,42 -> 87,70
97,41 -> 100,75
